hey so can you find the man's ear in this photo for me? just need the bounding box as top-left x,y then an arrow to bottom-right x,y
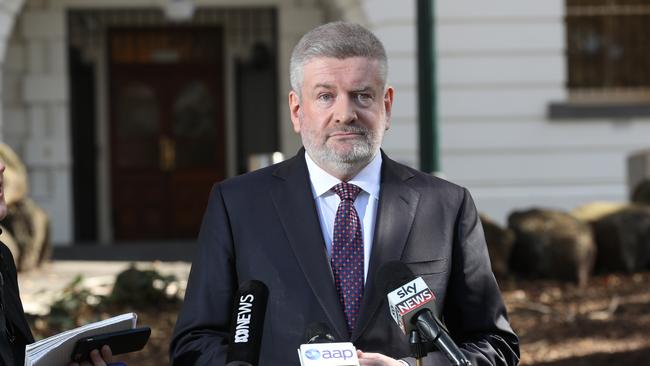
383,86 -> 394,130
288,90 -> 301,133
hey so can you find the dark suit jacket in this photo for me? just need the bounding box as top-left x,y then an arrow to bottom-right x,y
0,239 -> 35,366
170,150 -> 519,365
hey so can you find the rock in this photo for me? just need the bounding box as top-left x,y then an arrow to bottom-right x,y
0,143 -> 50,272
480,213 -> 515,279
0,224 -> 20,263
109,265 -> 180,309
628,149 -> 650,204
2,198 -> 51,271
0,143 -> 28,205
591,205 -> 650,273
631,179 -> 650,206
571,202 -> 627,223
508,208 -> 596,286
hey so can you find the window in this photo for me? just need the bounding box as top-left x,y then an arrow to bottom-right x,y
566,0 -> 650,103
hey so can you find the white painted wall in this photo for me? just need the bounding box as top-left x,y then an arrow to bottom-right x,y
436,0 -> 650,224
362,0 -> 418,168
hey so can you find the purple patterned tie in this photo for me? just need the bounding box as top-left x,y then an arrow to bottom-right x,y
331,182 -> 364,334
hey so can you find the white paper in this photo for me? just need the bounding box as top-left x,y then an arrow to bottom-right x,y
25,312 -> 137,366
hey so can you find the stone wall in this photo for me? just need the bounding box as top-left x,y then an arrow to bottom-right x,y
1,0 -> 330,244
3,1 -> 71,243
0,0 -> 26,142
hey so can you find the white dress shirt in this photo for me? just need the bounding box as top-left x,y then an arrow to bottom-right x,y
304,151 -> 382,282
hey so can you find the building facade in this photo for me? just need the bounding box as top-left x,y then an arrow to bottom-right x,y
1,0 -> 647,245
436,0 -> 650,225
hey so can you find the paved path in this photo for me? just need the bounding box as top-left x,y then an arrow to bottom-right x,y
17,260 -> 192,315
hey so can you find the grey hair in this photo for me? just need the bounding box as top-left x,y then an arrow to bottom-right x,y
289,21 -> 388,95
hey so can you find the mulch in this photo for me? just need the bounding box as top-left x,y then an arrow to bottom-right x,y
501,271 -> 650,365
32,271 -> 650,365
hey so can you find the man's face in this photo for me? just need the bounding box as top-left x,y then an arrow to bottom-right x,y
289,57 -> 393,178
0,162 -> 6,220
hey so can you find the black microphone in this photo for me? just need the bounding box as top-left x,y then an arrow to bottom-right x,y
225,280 -> 269,366
304,322 -> 337,344
377,261 -> 472,366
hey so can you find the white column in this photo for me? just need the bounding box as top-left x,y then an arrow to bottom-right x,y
18,8 -> 73,244
276,5 -> 323,156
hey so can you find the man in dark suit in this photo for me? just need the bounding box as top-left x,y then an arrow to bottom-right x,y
170,22 -> 519,365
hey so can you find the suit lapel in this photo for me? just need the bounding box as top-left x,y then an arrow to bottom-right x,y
270,150 -> 349,340
352,154 -> 420,341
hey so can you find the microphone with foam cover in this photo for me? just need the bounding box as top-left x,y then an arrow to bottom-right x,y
304,322 -> 337,344
376,261 -> 472,366
376,261 -> 438,335
298,322 -> 359,365
225,280 -> 269,366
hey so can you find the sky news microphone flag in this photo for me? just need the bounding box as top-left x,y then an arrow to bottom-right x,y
377,261 -> 472,366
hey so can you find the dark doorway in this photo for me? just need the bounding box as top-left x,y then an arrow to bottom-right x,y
235,42 -> 279,174
70,47 -> 98,242
108,27 -> 225,240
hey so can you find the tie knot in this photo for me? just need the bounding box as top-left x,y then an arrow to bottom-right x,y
332,182 -> 361,201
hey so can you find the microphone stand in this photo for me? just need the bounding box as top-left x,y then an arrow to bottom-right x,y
408,330 -> 426,366
415,313 -> 472,366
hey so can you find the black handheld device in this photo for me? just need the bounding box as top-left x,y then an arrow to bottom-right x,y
71,326 -> 151,362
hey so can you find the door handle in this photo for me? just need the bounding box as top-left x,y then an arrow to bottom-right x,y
159,136 -> 176,172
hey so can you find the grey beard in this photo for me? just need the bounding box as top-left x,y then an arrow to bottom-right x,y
304,128 -> 379,178
310,141 -> 375,171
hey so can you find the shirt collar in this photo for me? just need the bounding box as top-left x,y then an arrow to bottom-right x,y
305,151 -> 382,199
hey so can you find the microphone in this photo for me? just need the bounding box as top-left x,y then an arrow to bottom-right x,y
304,322 -> 337,344
225,280 -> 269,366
297,322 -> 359,366
377,261 -> 472,366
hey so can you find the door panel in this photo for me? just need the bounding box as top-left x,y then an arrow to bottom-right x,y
109,27 -> 224,240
